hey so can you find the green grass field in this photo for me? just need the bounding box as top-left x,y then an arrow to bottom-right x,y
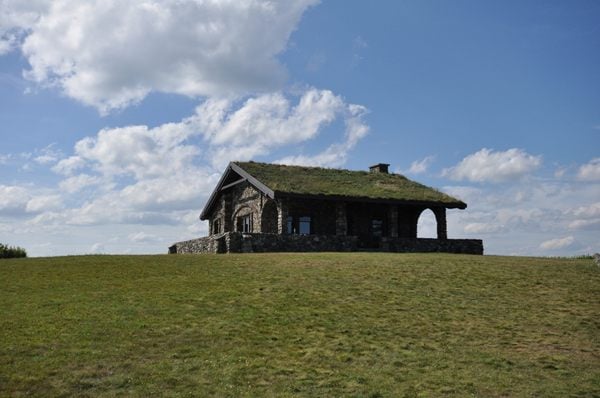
1,253 -> 599,397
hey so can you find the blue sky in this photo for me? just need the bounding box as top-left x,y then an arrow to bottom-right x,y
1,0 -> 598,257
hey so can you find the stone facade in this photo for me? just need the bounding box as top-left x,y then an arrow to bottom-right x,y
169,162 -> 484,255
171,190 -> 483,254
169,232 -> 483,255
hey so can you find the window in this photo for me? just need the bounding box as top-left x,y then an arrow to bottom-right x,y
299,216 -> 311,235
287,215 -> 312,234
372,219 -> 383,237
241,215 -> 252,233
213,219 -> 220,234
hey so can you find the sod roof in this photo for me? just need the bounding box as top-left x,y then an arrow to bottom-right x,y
234,161 -> 466,208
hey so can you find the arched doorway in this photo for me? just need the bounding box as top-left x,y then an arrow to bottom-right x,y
261,200 -> 278,233
233,206 -> 254,233
417,208 -> 437,238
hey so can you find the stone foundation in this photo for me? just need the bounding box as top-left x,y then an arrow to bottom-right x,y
169,233 -> 483,255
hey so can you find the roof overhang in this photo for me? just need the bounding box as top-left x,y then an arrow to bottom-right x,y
274,191 -> 467,209
199,162 -> 275,220
200,162 -> 467,220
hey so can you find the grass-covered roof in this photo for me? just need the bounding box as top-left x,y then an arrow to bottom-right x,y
235,161 -> 466,208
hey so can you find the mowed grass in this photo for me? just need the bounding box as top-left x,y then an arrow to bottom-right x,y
1,253 -> 599,397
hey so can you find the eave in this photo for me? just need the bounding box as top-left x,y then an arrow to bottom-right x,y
199,162 -> 275,220
274,191 -> 467,209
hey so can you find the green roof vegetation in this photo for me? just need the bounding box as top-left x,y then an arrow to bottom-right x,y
235,161 -> 466,208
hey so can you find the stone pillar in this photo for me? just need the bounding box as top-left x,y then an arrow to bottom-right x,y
433,207 -> 447,240
388,205 -> 398,237
405,207 -> 422,238
277,199 -> 288,234
335,202 -> 347,235
223,193 -> 232,233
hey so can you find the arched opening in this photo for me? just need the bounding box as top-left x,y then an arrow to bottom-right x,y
234,206 -> 254,233
417,208 -> 437,238
261,200 -> 278,233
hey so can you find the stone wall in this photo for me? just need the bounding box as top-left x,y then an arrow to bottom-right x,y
168,235 -> 227,254
169,232 -> 483,255
382,237 -> 483,254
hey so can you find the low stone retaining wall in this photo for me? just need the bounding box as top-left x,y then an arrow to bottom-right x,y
168,235 -> 226,254
382,237 -> 483,254
169,233 -> 483,255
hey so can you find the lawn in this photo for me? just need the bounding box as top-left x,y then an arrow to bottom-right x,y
1,253 -> 598,397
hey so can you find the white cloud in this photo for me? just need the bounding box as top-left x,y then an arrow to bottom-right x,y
90,243 -> 105,254
25,194 -> 61,213
4,0 -> 318,113
58,174 -> 103,194
32,144 -> 62,165
0,185 -> 61,215
539,236 -> 575,251
274,102 -> 369,167
128,232 -> 161,243
570,202 -> 600,218
31,88 -> 366,228
463,222 -> 505,234
406,155 -> 435,175
444,174 -> 600,256
52,156 -> 86,175
196,90 -> 341,147
567,202 -> 600,231
0,0 -> 50,54
196,89 -> 368,169
442,148 -> 542,183
0,154 -> 13,164
568,219 -> 600,231
0,185 -> 29,214
554,166 -> 567,179
73,124 -> 198,179
576,158 -> 600,181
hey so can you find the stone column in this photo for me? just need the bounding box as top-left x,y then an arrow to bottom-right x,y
405,207 -> 422,238
277,199 -> 288,234
388,205 -> 398,237
335,202 -> 347,235
223,194 -> 232,233
433,207 -> 447,240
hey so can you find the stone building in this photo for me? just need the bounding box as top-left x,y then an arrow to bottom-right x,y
169,161 -> 483,254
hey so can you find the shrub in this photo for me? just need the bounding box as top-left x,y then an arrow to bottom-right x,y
0,243 -> 27,259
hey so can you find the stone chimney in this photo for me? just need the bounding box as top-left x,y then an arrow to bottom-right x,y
369,163 -> 390,174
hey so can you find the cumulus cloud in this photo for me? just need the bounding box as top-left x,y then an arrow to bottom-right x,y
195,89 -> 368,169
406,155 -> 435,175
25,194 -> 61,213
442,148 -> 541,183
74,124 -> 198,179
32,144 -> 62,165
442,172 -> 600,255
0,0 -> 50,54
30,87 -> 367,227
0,185 -> 30,214
567,202 -> 600,231
539,236 -> 575,251
90,243 -> 105,254
128,232 -> 161,243
0,185 -> 61,215
463,222 -> 505,234
58,174 -> 103,194
3,0 -> 318,113
570,202 -> 600,218
275,102 -> 369,167
576,158 -> 600,181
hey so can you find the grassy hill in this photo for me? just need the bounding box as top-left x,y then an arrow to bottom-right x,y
1,253 -> 598,397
